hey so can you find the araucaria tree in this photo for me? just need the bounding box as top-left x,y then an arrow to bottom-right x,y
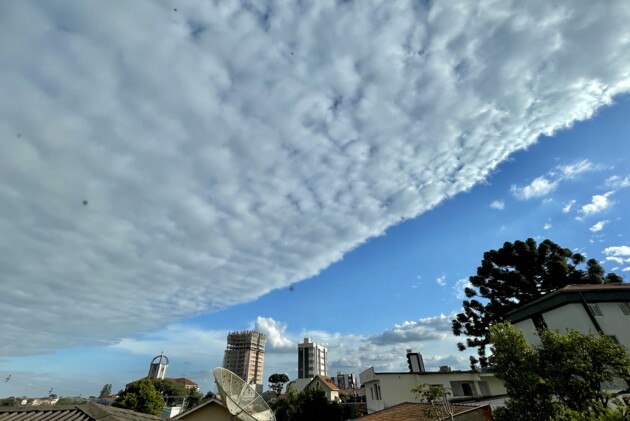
99,383 -> 112,398
268,373 -> 290,395
452,238 -> 622,367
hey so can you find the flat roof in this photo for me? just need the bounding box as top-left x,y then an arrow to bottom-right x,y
506,283 -> 630,323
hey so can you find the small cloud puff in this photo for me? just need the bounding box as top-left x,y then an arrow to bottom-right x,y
511,177 -> 557,200
489,200 -> 505,210
543,223 -> 553,230
436,275 -> 447,286
589,220 -> 608,232
579,192 -> 614,217
605,175 -> 630,189
512,160 -> 597,201
562,200 -> 576,213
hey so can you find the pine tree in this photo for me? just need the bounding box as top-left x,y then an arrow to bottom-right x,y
452,238 -> 622,367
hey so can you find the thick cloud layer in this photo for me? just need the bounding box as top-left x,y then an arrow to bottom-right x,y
2,0 -> 630,356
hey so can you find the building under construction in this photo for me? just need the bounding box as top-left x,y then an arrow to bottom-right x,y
222,331 -> 266,392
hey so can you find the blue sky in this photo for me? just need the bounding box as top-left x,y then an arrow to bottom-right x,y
1,0 -> 630,399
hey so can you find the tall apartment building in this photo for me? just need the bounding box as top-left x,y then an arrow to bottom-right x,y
298,337 -> 328,379
334,372 -> 357,389
222,331 -> 266,391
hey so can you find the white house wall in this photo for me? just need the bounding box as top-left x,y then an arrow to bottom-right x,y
359,369 -> 507,414
514,301 -> 630,351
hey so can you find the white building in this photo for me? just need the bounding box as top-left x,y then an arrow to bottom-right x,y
507,284 -> 630,352
298,337 -> 328,378
359,366 -> 507,414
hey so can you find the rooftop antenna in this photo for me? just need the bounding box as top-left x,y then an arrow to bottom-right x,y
213,367 -> 275,421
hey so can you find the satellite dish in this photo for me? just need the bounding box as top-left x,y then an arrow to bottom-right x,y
213,367 -> 276,421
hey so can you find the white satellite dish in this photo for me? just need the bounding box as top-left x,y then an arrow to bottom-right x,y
213,367 -> 276,421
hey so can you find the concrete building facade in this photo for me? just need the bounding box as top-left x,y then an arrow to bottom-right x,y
507,284 -> 630,353
222,331 -> 266,390
359,367 -> 507,414
297,337 -> 328,379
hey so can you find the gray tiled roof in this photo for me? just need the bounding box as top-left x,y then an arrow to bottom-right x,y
0,402 -> 163,421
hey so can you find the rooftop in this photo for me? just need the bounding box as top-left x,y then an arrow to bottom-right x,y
353,402 -> 491,420
507,283 -> 630,323
0,402 -> 163,421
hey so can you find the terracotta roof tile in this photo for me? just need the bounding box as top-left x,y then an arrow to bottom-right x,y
0,402 -> 163,421
354,402 -> 491,421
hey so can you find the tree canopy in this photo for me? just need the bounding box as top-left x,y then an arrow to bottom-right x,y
452,238 -> 622,366
113,379 -> 165,416
268,373 -> 290,395
151,379 -> 202,409
490,322 -> 630,420
98,383 -> 112,399
271,386 -> 342,421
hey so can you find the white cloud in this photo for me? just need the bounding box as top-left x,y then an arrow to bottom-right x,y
511,159 -> 597,201
453,278 -> 472,300
557,159 -> 596,179
369,314 -> 452,345
603,246 -> 630,257
255,317 -> 295,352
562,200 -> 576,213
489,200 -> 505,210
436,275 -> 447,286
589,220 -> 608,232
511,177 -> 558,200
2,1 -> 630,356
623,267 -> 630,272
543,223 -> 553,230
580,192 -> 615,216
605,175 -> 630,189
605,256 -> 625,264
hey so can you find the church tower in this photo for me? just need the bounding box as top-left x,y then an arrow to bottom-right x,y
148,353 -> 169,379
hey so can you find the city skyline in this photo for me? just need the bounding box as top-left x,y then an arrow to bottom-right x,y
2,1 -> 630,398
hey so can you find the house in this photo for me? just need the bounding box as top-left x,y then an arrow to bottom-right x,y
304,375 -> 340,402
507,284 -> 630,352
0,402 -> 163,421
174,398 -> 233,421
165,378 -> 200,392
359,366 -> 506,414
351,401 -> 492,421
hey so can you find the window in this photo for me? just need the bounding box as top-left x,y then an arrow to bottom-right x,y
589,304 -> 603,317
620,303 -> 630,316
450,381 -> 477,397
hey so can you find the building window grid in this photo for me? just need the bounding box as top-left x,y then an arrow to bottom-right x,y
620,302 -> 630,316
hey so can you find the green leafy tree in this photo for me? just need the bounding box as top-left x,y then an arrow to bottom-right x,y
271,385 -> 298,421
98,383 -> 112,398
411,384 -> 454,420
113,379 -> 165,416
452,238 -> 622,366
268,373 -> 290,395
490,322 -> 630,420
151,379 -> 201,409
271,386 -> 342,421
56,396 -> 88,405
0,397 -> 17,407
